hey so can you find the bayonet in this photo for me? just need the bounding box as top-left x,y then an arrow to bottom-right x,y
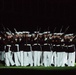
64,26 -> 69,34
60,26 -> 70,38
60,26 -> 63,33
2,24 -> 6,31
52,27 -> 56,36
14,28 -> 17,33
7,28 -> 12,34
53,27 -> 56,33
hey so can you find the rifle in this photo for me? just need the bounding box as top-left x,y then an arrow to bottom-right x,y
52,27 -> 56,36
36,27 -> 41,45
47,27 -> 50,45
60,26 -> 63,33
14,28 -> 17,33
7,28 -> 14,35
60,26 -> 69,38
1,24 -> 7,35
72,34 -> 76,40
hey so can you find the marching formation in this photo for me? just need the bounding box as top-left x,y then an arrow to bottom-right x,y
0,26 -> 76,67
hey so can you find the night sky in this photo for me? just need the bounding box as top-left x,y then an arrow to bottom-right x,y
0,0 -> 76,33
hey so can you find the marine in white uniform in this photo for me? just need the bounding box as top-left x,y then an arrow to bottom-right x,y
32,31 -> 42,66
42,31 -> 52,67
66,34 -> 75,66
4,33 -> 15,66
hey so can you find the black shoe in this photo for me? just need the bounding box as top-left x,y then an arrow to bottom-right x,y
65,64 -> 68,66
51,64 -> 54,66
27,64 -> 30,67
11,64 -> 15,66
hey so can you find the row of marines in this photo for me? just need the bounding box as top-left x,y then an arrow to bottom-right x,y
0,30 -> 76,67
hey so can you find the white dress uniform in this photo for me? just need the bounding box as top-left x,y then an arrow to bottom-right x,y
23,44 -> 33,66
56,45 -> 61,67
5,45 -> 15,66
20,51 -> 23,66
42,43 -> 52,67
67,45 -> 75,66
32,43 -> 42,66
23,44 -> 28,66
51,44 -> 57,67
60,44 -> 66,67
56,44 -> 65,67
13,44 -> 20,66
60,39 -> 66,67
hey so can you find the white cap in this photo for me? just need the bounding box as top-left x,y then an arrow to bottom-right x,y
15,32 -> 19,35
54,33 -> 57,35
47,31 -> 50,33
19,32 -> 23,34
34,31 -> 39,33
68,34 -> 73,36
54,33 -> 63,35
15,32 -> 22,35
43,32 -> 48,34
22,31 -> 30,34
39,33 -> 43,35
43,31 -> 50,34
57,33 -> 63,35
65,34 -> 69,36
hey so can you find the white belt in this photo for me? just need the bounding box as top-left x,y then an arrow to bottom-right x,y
6,45 -> 11,47
33,43 -> 40,45
68,45 -> 74,47
53,44 -> 55,46
15,44 -> 19,46
56,45 -> 60,46
24,44 -> 31,46
44,43 -> 50,45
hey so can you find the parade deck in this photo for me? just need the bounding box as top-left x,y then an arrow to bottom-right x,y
0,63 -> 76,70
0,63 -> 76,75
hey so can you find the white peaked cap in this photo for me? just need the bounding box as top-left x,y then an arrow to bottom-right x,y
15,32 -> 20,35
22,31 -> 30,34
54,33 -> 63,35
57,33 -> 63,35
43,31 -> 50,34
39,33 -> 43,35
54,33 -> 57,35
43,32 -> 48,34
65,34 -> 69,36
65,34 -> 73,36
19,32 -> 23,34
68,34 -> 73,36
47,31 -> 50,33
22,31 -> 25,33
34,31 -> 39,33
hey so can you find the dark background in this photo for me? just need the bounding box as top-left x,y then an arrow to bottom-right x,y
0,0 -> 76,33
